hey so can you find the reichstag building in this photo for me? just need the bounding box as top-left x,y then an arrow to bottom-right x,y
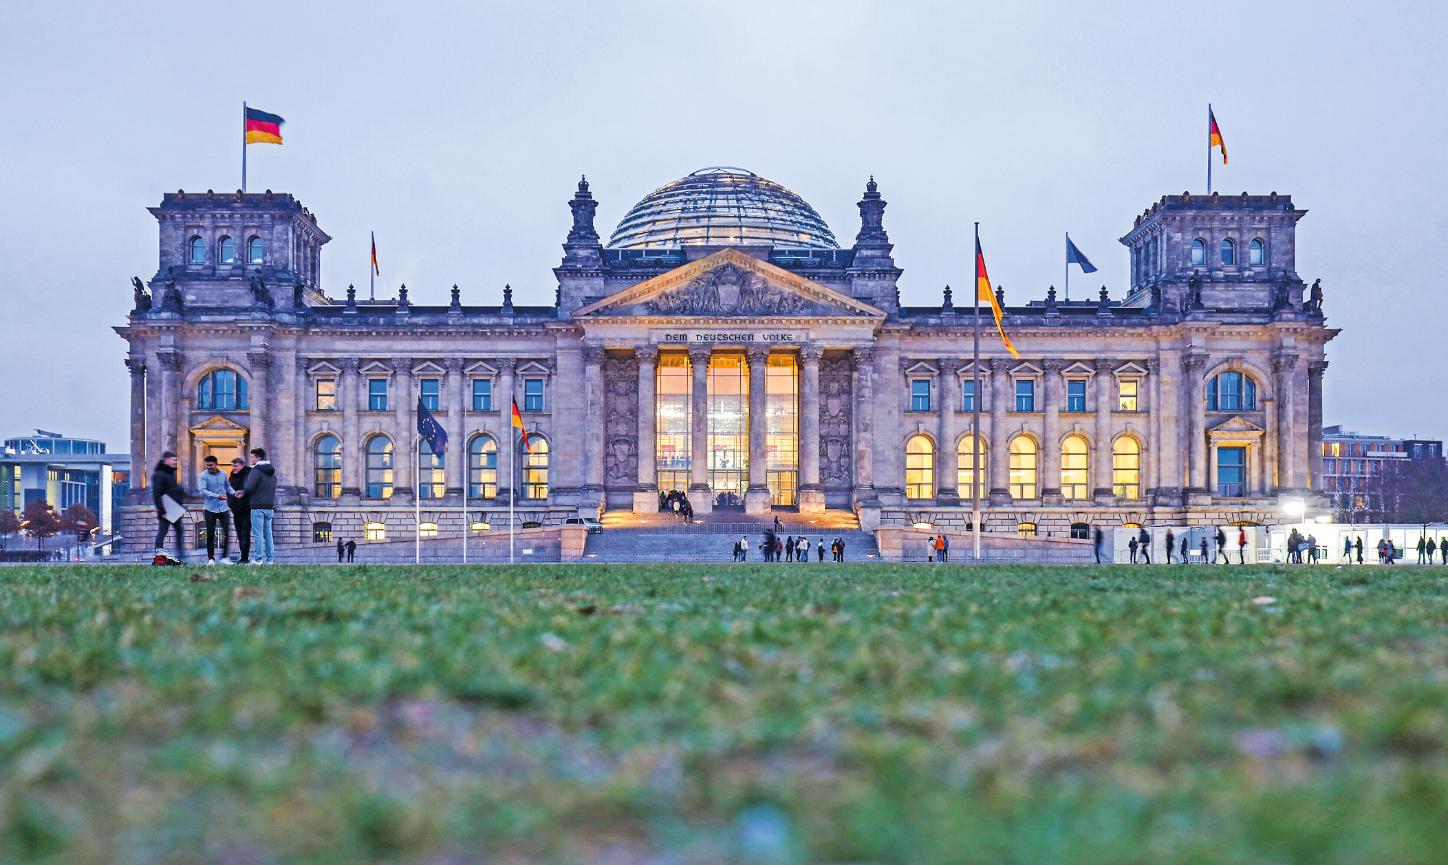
117,166 -> 1335,546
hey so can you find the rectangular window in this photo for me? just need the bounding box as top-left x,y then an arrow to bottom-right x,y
1066,380 -> 1086,412
471,379 -> 492,412
314,378 -> 336,411
420,378 -> 440,411
523,378 -> 544,412
961,380 -> 975,412
367,379 -> 388,411
1118,379 -> 1139,412
1014,379 -> 1035,412
910,379 -> 931,412
1217,446 -> 1246,497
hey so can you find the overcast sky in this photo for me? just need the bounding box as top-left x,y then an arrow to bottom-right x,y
2,0 -> 1445,449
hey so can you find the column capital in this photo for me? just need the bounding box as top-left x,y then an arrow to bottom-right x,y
1181,352 -> 1209,374
582,344 -> 606,366
340,356 -> 361,373
852,346 -> 875,368
443,357 -> 465,374
745,345 -> 771,364
158,351 -> 184,372
799,344 -> 824,364
496,357 -> 518,374
687,344 -> 712,364
246,349 -> 272,370
1093,356 -> 1117,374
635,345 -> 659,364
1145,358 -> 1159,375
391,356 -> 414,374
1042,357 -> 1067,373
295,355 -> 311,375
124,357 -> 147,376
1271,350 -> 1300,373
936,357 -> 959,377
989,356 -> 1012,375
1309,359 -> 1328,377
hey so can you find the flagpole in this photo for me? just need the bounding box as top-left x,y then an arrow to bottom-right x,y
369,231 -> 376,302
415,434 -> 421,565
973,222 -> 983,562
1064,233 -> 1070,303
462,454 -> 468,565
1206,103 -> 1212,194
241,102 -> 247,193
509,432 -> 515,564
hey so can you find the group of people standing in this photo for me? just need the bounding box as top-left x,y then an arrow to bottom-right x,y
733,530 -> 847,562
151,447 -> 276,565
927,534 -> 951,562
659,490 -> 695,523
1101,525 -> 1250,565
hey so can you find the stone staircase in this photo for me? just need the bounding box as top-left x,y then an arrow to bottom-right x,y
584,510 -> 880,563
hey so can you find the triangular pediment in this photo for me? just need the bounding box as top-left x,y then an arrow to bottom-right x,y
573,248 -> 885,320
1061,361 -> 1096,378
1208,414 -> 1265,434
190,414 -> 248,434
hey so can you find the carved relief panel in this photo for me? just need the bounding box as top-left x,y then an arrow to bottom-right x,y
603,356 -> 639,486
819,355 -> 853,488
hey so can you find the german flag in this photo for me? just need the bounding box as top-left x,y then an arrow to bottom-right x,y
244,106 -> 284,146
976,236 -> 1019,358
1209,107 -> 1227,164
512,398 -> 532,453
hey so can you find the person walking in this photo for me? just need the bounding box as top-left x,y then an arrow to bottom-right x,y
1427,537 -> 1437,564
1307,533 -> 1318,564
739,536 -> 748,562
1179,534 -> 1189,564
240,447 -> 277,565
1441,537 -> 1448,564
336,538 -> 345,563
1199,536 -> 1209,563
227,457 -> 252,564
1128,535 -> 1138,564
1417,535 -> 1427,564
1093,526 -> 1104,564
817,538 -> 826,562
345,538 -> 356,563
1354,536 -> 1363,564
1214,527 -> 1230,564
150,450 -> 187,561
197,455 -> 232,565
1343,536 -> 1353,563
1138,527 -> 1151,564
1165,528 -> 1175,564
1238,527 -> 1248,564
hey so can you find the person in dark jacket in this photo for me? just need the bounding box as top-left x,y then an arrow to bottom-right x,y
228,457 -> 252,563
239,448 -> 278,564
150,451 -> 186,560
1165,528 -> 1175,564
1093,526 -> 1104,564
1138,527 -> 1151,564
336,538 -> 345,563
345,539 -> 356,562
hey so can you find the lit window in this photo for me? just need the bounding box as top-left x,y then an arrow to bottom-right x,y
1017,522 -> 1038,538
1066,380 -> 1086,412
1217,446 -> 1246,497
1207,371 -> 1256,411
469,435 -> 498,500
365,436 -> 393,499
1249,238 -> 1265,266
420,378 -> 440,411
1014,379 -> 1035,412
313,434 -> 341,499
471,379 -> 492,412
1191,239 -> 1206,266
523,378 -> 544,412
1009,436 -> 1038,499
418,522 -> 439,538
418,439 -> 445,499
910,380 -> 931,412
961,379 -> 976,412
364,521 -> 386,541
1118,379 -> 1139,412
314,377 -> 337,411
312,521 -> 333,543
522,434 -> 549,499
198,370 -> 249,411
248,236 -> 264,264
1112,437 -> 1141,499
218,236 -> 236,264
1061,434 -> 1089,500
367,379 -> 388,411
905,434 -> 934,499
469,520 -> 491,533
189,236 -> 206,264
957,435 -> 986,499
1220,238 -> 1235,266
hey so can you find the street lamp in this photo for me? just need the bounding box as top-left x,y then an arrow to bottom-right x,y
1283,498 -> 1306,520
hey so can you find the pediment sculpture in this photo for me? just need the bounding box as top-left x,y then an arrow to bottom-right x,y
646,263 -> 809,316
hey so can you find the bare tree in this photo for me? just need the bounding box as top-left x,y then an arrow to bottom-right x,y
20,500 -> 61,551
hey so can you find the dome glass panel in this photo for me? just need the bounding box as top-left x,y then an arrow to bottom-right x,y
607,167 -> 838,250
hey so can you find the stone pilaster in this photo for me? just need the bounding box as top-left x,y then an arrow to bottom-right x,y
391,357 -> 414,502
633,346 -> 659,513
496,358 -> 516,503
851,347 -> 876,505
1092,357 -> 1115,502
339,357 -> 361,499
284,354 -> 306,502
125,357 -> 147,497
744,345 -> 772,514
246,350 -> 273,473
159,351 -> 182,456
444,357 -> 466,498
1040,357 -> 1064,503
936,357 -> 960,505
1308,360 -> 1327,493
582,344 -> 606,501
988,357 -> 1011,504
1272,350 -> 1301,492
1182,352 -> 1210,501
687,345 -> 712,513
797,345 -> 825,513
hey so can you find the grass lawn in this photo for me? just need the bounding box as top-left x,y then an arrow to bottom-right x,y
0,563 -> 1444,865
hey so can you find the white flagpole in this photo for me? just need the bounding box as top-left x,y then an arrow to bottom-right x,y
241,101 -> 247,193
973,222 -> 983,562
414,434 -> 421,565
462,457 -> 468,565
509,432 -> 516,564
1064,233 -> 1070,303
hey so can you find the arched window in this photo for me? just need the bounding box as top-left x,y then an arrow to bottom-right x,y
469,435 -> 498,500
1220,237 -> 1235,265
218,236 -> 236,264
365,435 -> 394,499
1008,436 -> 1038,499
905,434 -> 935,500
313,434 -> 341,499
197,369 -> 249,411
189,235 -> 206,264
956,434 -> 986,499
247,236 -> 264,264
1206,371 -> 1258,411
521,435 -> 549,499
418,440 -> 445,499
1060,434 -> 1089,500
1191,238 -> 1206,266
1112,437 -> 1142,499
1249,238 -> 1265,266
312,521 -> 333,543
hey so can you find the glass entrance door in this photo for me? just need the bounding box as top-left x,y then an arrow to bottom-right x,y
707,354 -> 748,510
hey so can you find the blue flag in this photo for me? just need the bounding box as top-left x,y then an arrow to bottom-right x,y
417,396 -> 447,455
1065,234 -> 1098,273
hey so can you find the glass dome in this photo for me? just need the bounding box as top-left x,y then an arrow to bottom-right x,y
607,166 -> 838,250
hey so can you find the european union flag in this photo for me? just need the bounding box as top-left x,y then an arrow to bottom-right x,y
1066,234 -> 1098,274
417,396 -> 447,455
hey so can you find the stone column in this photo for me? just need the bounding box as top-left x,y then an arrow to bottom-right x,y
496,358 -> 516,503
797,345 -> 825,513
744,345 -> 772,514
340,358 -> 361,498
583,344 -> 607,501
633,346 -> 659,513
1090,358 -> 1116,502
159,351 -> 182,454
988,357 -> 1011,503
145,357 -> 164,489
936,357 -> 960,505
125,357 -> 147,496
851,347 -> 876,504
1152,350 -> 1183,506
1041,358 -> 1064,503
246,349 -> 272,457
445,358 -> 466,499
1272,351 -> 1300,492
391,357 -> 414,502
1308,360 -> 1327,493
687,345 -> 712,513
1182,352 -> 1209,499
1144,358 -> 1159,498
288,355 -> 307,501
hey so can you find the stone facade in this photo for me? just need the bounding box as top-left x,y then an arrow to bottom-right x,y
116,173 -> 1337,549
